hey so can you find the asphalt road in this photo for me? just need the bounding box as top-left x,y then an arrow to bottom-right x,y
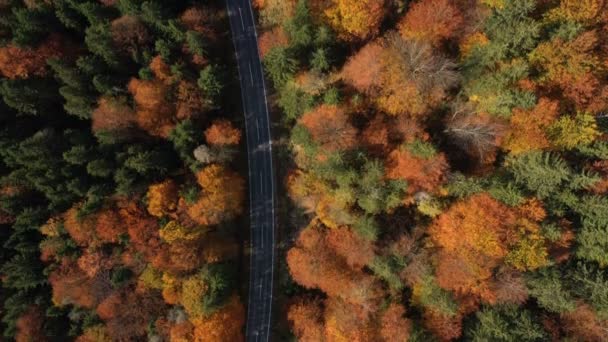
226,1 -> 276,341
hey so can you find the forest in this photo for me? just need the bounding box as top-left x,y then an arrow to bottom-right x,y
256,0 -> 608,341
1,0 -> 608,341
0,0 -> 247,340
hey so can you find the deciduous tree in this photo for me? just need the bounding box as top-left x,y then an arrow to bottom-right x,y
191,295 -> 245,342
91,96 -> 137,134
0,34 -> 64,79
385,146 -> 448,195
298,104 -> 357,152
288,298 -> 325,342
205,120 -> 242,146
287,223 -> 383,308
15,306 -> 46,342
398,0 -> 463,46
128,78 -> 174,138
110,16 -> 149,55
503,98 -> 559,154
380,304 -> 412,342
429,193 -> 518,302
146,179 -> 179,218
322,0 -> 386,41
187,164 -> 245,226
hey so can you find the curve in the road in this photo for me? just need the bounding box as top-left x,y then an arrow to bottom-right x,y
226,0 -> 276,341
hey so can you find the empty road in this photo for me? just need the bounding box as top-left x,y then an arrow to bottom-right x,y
226,0 -> 276,341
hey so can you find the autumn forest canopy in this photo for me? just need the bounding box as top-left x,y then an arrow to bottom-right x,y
257,0 -> 608,341
0,0 -> 608,341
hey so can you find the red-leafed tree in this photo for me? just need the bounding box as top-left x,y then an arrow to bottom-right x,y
94,206 -> 127,244
49,258 -> 112,309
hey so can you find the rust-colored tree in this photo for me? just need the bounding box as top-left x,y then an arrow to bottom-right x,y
298,104 -> 357,152
288,297 -> 325,342
96,288 -> 166,341
259,26 -> 289,58
91,96 -> 137,134
128,78 -> 175,138
149,55 -> 173,82
0,34 -> 64,79
287,223 -> 383,309
361,113 -> 391,154
94,206 -> 127,244
110,16 -> 149,55
503,98 -> 560,154
205,119 -> 242,146
120,201 -> 163,262
398,0 -> 464,46
561,303 -> 608,342
191,295 -> 245,342
326,226 -> 375,269
423,309 -> 463,342
323,297 -> 376,341
176,80 -> 206,119
428,193 -> 518,303
15,306 -> 47,342
63,206 -> 98,247
380,303 -> 412,342
341,40 -> 384,94
49,258 -> 112,309
180,6 -> 217,39
151,240 -> 204,273
341,33 -> 458,116
385,147 -> 448,195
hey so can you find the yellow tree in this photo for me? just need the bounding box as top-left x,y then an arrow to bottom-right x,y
187,164 -> 245,226
547,112 -> 600,149
146,179 -> 179,218
159,220 -> 203,243
321,0 -> 387,41
529,31 -> 602,88
547,0 -> 606,24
